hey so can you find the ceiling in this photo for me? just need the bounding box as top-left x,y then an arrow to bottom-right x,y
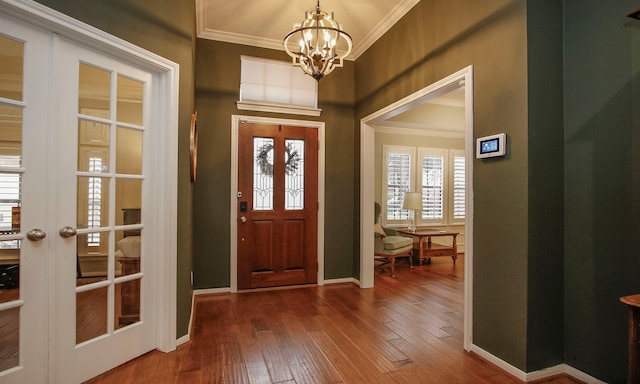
196,0 -> 420,60
195,0 -> 465,134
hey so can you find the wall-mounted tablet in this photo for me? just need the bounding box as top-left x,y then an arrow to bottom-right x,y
476,133 -> 506,159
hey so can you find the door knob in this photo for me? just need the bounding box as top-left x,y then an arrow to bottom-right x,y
59,226 -> 77,238
26,228 -> 47,241
240,216 -> 247,223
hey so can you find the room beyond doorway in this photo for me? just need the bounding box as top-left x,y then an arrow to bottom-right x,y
360,66 -> 474,351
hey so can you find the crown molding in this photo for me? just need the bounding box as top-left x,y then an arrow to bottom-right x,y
350,0 -> 420,59
195,0 -> 420,61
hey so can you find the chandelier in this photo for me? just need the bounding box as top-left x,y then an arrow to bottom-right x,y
283,1 -> 353,81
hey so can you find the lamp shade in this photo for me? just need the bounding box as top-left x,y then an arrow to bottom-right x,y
402,192 -> 422,210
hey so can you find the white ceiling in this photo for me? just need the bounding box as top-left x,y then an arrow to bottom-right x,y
195,0 -> 465,134
196,0 -> 420,60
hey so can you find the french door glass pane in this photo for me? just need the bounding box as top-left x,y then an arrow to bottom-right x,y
76,231 -> 109,286
0,35 -> 23,101
116,127 -> 142,175
253,137 -> 274,210
116,75 -> 143,125
76,286 -> 108,344
116,231 -> 141,276
0,307 -> 19,371
0,106 -> 22,162
284,139 -> 304,210
77,175 -> 110,229
115,279 -> 140,330
79,64 -> 111,118
115,179 -> 142,221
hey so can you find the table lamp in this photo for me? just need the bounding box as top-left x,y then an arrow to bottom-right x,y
402,192 -> 422,232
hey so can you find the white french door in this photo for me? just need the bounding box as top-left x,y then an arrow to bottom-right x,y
0,15 -> 51,384
0,9 -> 166,384
52,37 -> 158,383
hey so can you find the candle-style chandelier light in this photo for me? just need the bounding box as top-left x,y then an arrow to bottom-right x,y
283,1 -> 353,81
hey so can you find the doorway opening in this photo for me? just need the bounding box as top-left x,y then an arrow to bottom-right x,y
360,66 -> 474,350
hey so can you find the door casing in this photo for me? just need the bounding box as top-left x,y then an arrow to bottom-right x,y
230,115 -> 325,293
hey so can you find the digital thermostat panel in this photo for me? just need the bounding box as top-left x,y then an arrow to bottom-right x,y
476,133 -> 506,159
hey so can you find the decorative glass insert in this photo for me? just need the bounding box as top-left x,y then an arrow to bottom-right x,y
253,137 -> 274,210
386,152 -> 412,220
421,155 -> 444,220
284,139 -> 304,210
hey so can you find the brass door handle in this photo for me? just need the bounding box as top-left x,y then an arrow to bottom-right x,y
26,228 -> 47,241
59,226 -> 77,238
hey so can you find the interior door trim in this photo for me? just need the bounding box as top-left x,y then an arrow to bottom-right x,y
0,0 -> 179,355
230,115 -> 325,293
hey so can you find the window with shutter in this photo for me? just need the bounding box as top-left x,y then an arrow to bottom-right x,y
419,148 -> 446,224
382,146 -> 415,223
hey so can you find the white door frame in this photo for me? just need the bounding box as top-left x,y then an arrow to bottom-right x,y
0,0 -> 179,356
359,66 -> 474,350
230,115 -> 325,292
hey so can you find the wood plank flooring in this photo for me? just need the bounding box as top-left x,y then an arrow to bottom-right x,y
86,256 -> 583,384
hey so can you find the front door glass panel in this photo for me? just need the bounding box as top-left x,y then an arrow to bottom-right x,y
253,137 -> 274,210
284,139 -> 304,210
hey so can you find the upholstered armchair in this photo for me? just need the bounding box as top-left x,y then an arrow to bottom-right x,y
374,203 -> 414,277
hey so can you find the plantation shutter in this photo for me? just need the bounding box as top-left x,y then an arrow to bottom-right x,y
386,151 -> 412,220
453,155 -> 465,219
421,154 -> 444,220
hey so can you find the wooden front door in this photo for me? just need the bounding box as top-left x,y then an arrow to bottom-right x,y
237,123 -> 318,289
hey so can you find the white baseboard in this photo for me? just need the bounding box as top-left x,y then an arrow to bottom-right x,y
470,344 -> 606,383
193,287 -> 232,295
176,333 -> 190,346
323,277 -> 359,285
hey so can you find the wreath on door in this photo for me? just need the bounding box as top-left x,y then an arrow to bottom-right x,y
256,143 -> 301,176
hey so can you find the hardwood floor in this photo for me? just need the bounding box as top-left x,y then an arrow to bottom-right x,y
86,256 -> 582,384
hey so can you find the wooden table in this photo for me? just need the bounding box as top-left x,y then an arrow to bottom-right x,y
620,294 -> 640,383
397,230 -> 459,266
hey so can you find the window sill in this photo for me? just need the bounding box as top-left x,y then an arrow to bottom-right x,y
236,100 -> 322,117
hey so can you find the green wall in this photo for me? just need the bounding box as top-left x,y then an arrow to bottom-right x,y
526,0 -> 564,372
34,0 -> 196,338
564,0 -> 640,381
193,39 -> 356,288
355,0 -> 532,371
